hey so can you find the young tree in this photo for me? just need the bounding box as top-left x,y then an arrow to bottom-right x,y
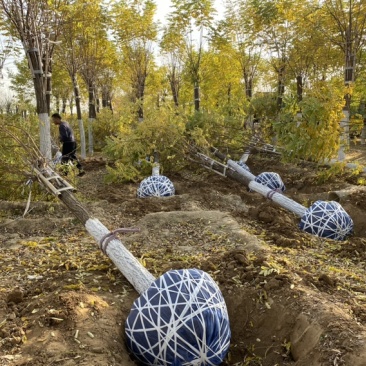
285,1 -> 342,105
0,32 -> 16,79
166,0 -> 216,112
247,0 -> 300,110
220,0 -> 261,101
160,27 -> 184,108
51,65 -> 73,114
53,1 -> 87,158
111,0 -> 157,121
76,0 -> 110,154
320,0 -> 366,152
0,0 -> 65,160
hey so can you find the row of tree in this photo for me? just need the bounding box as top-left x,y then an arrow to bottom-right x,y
1,0 -> 366,165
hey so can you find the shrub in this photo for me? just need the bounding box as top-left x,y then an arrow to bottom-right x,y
273,82 -> 344,163
103,105 -> 187,182
0,114 -> 43,200
186,110 -> 247,152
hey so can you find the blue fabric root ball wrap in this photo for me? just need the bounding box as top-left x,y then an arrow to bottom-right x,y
236,161 -> 251,172
254,172 -> 286,192
125,269 -> 231,366
299,200 -> 353,241
137,175 -> 175,198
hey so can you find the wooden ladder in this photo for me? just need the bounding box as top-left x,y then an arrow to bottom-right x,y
33,167 -> 75,196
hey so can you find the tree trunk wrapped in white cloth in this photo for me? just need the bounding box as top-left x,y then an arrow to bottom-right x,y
33,163 -> 230,366
196,148 -> 353,241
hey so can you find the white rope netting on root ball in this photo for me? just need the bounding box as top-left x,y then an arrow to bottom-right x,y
137,175 -> 175,198
254,172 -> 286,192
299,200 -> 353,241
236,161 -> 251,172
125,268 -> 231,366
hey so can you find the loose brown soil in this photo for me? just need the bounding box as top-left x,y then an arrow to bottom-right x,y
1,144 -> 366,366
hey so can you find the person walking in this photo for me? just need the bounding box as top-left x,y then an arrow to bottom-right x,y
51,113 -> 85,176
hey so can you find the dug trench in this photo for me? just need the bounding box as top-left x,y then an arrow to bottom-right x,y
0,153 -> 366,366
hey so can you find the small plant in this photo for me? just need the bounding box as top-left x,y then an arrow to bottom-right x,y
281,339 -> 292,358
259,266 -> 280,277
357,176 -> 366,185
316,162 -> 347,184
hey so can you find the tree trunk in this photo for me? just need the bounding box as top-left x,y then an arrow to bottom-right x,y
28,47 -> 52,160
361,117 -> 366,145
102,91 -> 108,108
194,82 -> 200,112
88,82 -> 97,154
36,170 -> 155,294
244,70 -> 253,100
73,77 -> 86,159
46,70 -> 51,115
338,21 -> 355,158
170,77 -> 179,107
194,152 -> 250,186
88,118 -> 94,155
88,83 -> 96,119
359,99 -> 366,145
78,119 -> 86,160
96,97 -> 100,113
137,80 -> 145,121
328,186 -> 366,203
209,149 -> 307,217
277,65 -> 285,110
169,67 -> 179,108
62,98 -> 67,114
72,76 -> 81,119
55,95 -> 60,113
296,75 -> 303,103
84,218 -> 155,293
69,97 -> 74,115
38,112 -> 52,160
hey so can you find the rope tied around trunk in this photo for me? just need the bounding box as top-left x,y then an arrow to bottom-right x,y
266,188 -> 283,200
99,227 -> 140,255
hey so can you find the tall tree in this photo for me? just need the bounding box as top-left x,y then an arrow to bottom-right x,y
285,1 -> 341,104
52,0 -> 114,158
320,0 -> 366,152
53,0 -> 90,159
77,0 -> 110,154
221,0 -> 262,101
167,0 -> 216,112
160,26 -> 185,108
111,0 -> 157,121
248,0 -> 299,110
0,32 -> 16,79
0,0 -> 65,160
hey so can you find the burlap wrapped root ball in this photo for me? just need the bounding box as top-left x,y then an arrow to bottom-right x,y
299,200 -> 353,240
254,172 -> 286,192
137,175 -> 175,198
125,269 -> 231,365
236,161 -> 251,172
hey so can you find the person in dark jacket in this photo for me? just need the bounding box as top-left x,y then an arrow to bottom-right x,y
51,113 -> 85,176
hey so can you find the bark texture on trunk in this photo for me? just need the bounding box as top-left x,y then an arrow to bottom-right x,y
207,149 -> 307,217
73,78 -> 86,159
85,219 -> 155,294
194,82 -> 200,112
328,186 -> 366,203
38,112 -> 52,161
36,168 -> 155,294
